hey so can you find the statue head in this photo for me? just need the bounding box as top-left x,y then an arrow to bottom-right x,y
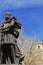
5,12 -> 11,19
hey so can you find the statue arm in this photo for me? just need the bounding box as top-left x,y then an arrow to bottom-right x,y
1,20 -> 15,30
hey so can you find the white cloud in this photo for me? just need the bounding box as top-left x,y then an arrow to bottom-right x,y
0,0 -> 43,11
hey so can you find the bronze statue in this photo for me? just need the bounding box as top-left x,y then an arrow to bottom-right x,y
0,12 -> 24,64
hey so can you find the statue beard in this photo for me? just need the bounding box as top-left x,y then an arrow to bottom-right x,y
5,17 -> 11,22
6,17 -> 10,20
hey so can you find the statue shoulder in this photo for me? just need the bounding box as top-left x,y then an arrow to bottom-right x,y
10,17 -> 16,26
2,20 -> 7,24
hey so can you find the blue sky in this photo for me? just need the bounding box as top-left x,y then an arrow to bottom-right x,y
0,0 -> 43,42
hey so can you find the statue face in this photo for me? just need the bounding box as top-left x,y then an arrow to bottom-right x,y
5,12 -> 11,20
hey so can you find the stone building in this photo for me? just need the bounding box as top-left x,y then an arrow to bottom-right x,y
35,41 -> 43,49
